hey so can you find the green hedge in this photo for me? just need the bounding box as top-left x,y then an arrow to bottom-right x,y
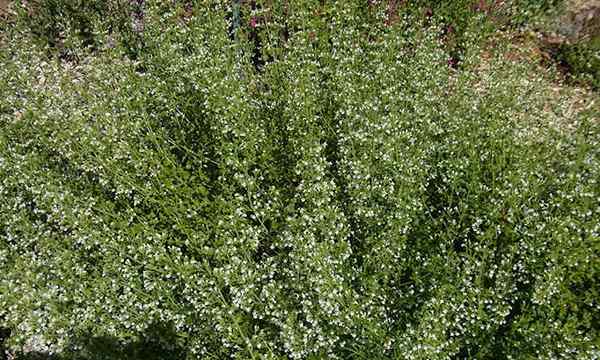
0,1 -> 597,359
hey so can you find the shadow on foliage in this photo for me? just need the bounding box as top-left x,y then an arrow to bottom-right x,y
4,322 -> 186,360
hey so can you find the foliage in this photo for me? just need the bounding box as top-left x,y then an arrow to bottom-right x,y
11,0 -> 135,58
555,36 -> 600,90
0,1 -> 598,359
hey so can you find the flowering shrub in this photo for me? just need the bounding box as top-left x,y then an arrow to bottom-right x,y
0,1 -> 598,359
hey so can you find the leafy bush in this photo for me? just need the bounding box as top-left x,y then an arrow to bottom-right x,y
555,36 -> 600,90
0,1 -> 598,359
503,0 -> 565,25
11,0 -> 135,58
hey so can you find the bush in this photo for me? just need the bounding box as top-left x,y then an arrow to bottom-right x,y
555,36 -> 600,90
0,1 -> 598,359
12,0 -> 135,58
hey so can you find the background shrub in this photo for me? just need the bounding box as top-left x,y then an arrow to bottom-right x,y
555,36 -> 600,89
12,0 -> 136,58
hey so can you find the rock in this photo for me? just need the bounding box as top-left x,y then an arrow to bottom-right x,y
556,0 -> 600,41
0,0 -> 8,16
540,2 -> 600,89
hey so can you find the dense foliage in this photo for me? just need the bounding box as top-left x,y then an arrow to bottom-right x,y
555,36 -> 600,90
0,1 -> 598,359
